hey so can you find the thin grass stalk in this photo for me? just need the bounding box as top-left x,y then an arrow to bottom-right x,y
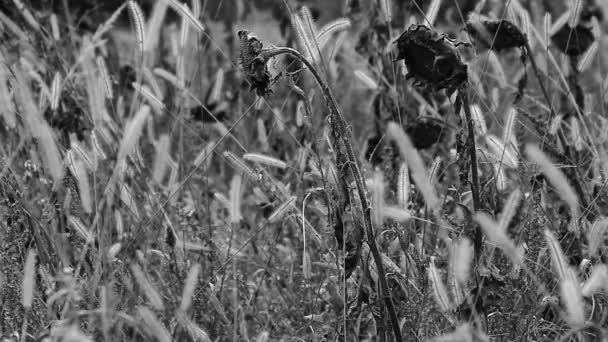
259,46 -> 403,342
524,42 -> 590,213
459,89 -> 483,262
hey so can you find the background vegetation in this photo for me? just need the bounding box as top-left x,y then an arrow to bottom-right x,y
1,0 -> 608,341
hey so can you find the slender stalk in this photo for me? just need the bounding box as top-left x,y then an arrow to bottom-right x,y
263,47 -> 404,342
460,89 -> 483,261
524,43 -> 590,213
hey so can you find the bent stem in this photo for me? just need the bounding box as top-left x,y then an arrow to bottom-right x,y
263,47 -> 404,342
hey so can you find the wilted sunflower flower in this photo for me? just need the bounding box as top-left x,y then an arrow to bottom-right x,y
238,30 -> 272,96
394,24 -> 468,94
551,24 -> 595,57
465,19 -> 526,52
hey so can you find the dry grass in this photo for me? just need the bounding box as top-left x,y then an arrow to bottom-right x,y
1,0 -> 608,341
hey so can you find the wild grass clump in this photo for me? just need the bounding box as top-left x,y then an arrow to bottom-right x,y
1,0 -> 608,341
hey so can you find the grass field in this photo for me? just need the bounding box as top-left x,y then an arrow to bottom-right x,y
1,0 -> 608,341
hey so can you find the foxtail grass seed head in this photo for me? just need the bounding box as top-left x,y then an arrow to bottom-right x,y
243,153 -> 287,170
560,268 -> 585,326
498,188 -> 522,232
549,114 -> 563,135
163,0 -> 204,32
578,40 -> 598,71
587,217 -> 608,257
428,257 -> 452,312
503,107 -> 519,148
475,212 -> 522,265
387,122 -> 439,210
223,151 -> 257,180
229,174 -> 243,224
354,69 -> 378,90
138,307 -> 172,342
545,229 -> 569,279
316,18 -> 351,49
22,249 -> 36,309
50,72 -> 62,111
394,24 -> 468,94
127,0 -> 146,54
371,169 -> 385,227
582,264 -> 608,297
292,6 -> 319,63
469,104 -> 487,136
485,135 -> 518,169
397,162 -> 410,208
96,56 -> 113,100
268,196 -> 297,223
451,238 -> 472,286
176,311 -> 212,342
68,215 -> 93,243
526,144 -> 579,212
382,206 -> 411,222
179,264 -> 201,312
130,263 -> 165,311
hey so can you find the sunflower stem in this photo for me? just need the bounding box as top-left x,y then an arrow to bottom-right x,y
262,47 -> 404,342
459,89 -> 483,260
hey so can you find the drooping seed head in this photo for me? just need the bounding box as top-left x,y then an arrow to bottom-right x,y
237,29 -> 272,96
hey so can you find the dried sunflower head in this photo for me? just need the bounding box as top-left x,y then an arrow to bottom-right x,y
238,29 -> 272,96
394,24 -> 468,94
551,24 -> 595,57
465,19 -> 526,52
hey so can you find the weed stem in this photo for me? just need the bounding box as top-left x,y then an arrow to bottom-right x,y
263,47 -> 404,342
460,89 -> 483,261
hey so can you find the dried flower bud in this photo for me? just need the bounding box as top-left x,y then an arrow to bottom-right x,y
238,30 -> 272,96
394,24 -> 468,93
405,118 -> 445,149
551,24 -> 595,57
465,19 -> 526,52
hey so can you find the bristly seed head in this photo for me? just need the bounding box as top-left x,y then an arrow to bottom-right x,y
238,29 -> 272,96
394,24 -> 468,95
465,19 -> 527,52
